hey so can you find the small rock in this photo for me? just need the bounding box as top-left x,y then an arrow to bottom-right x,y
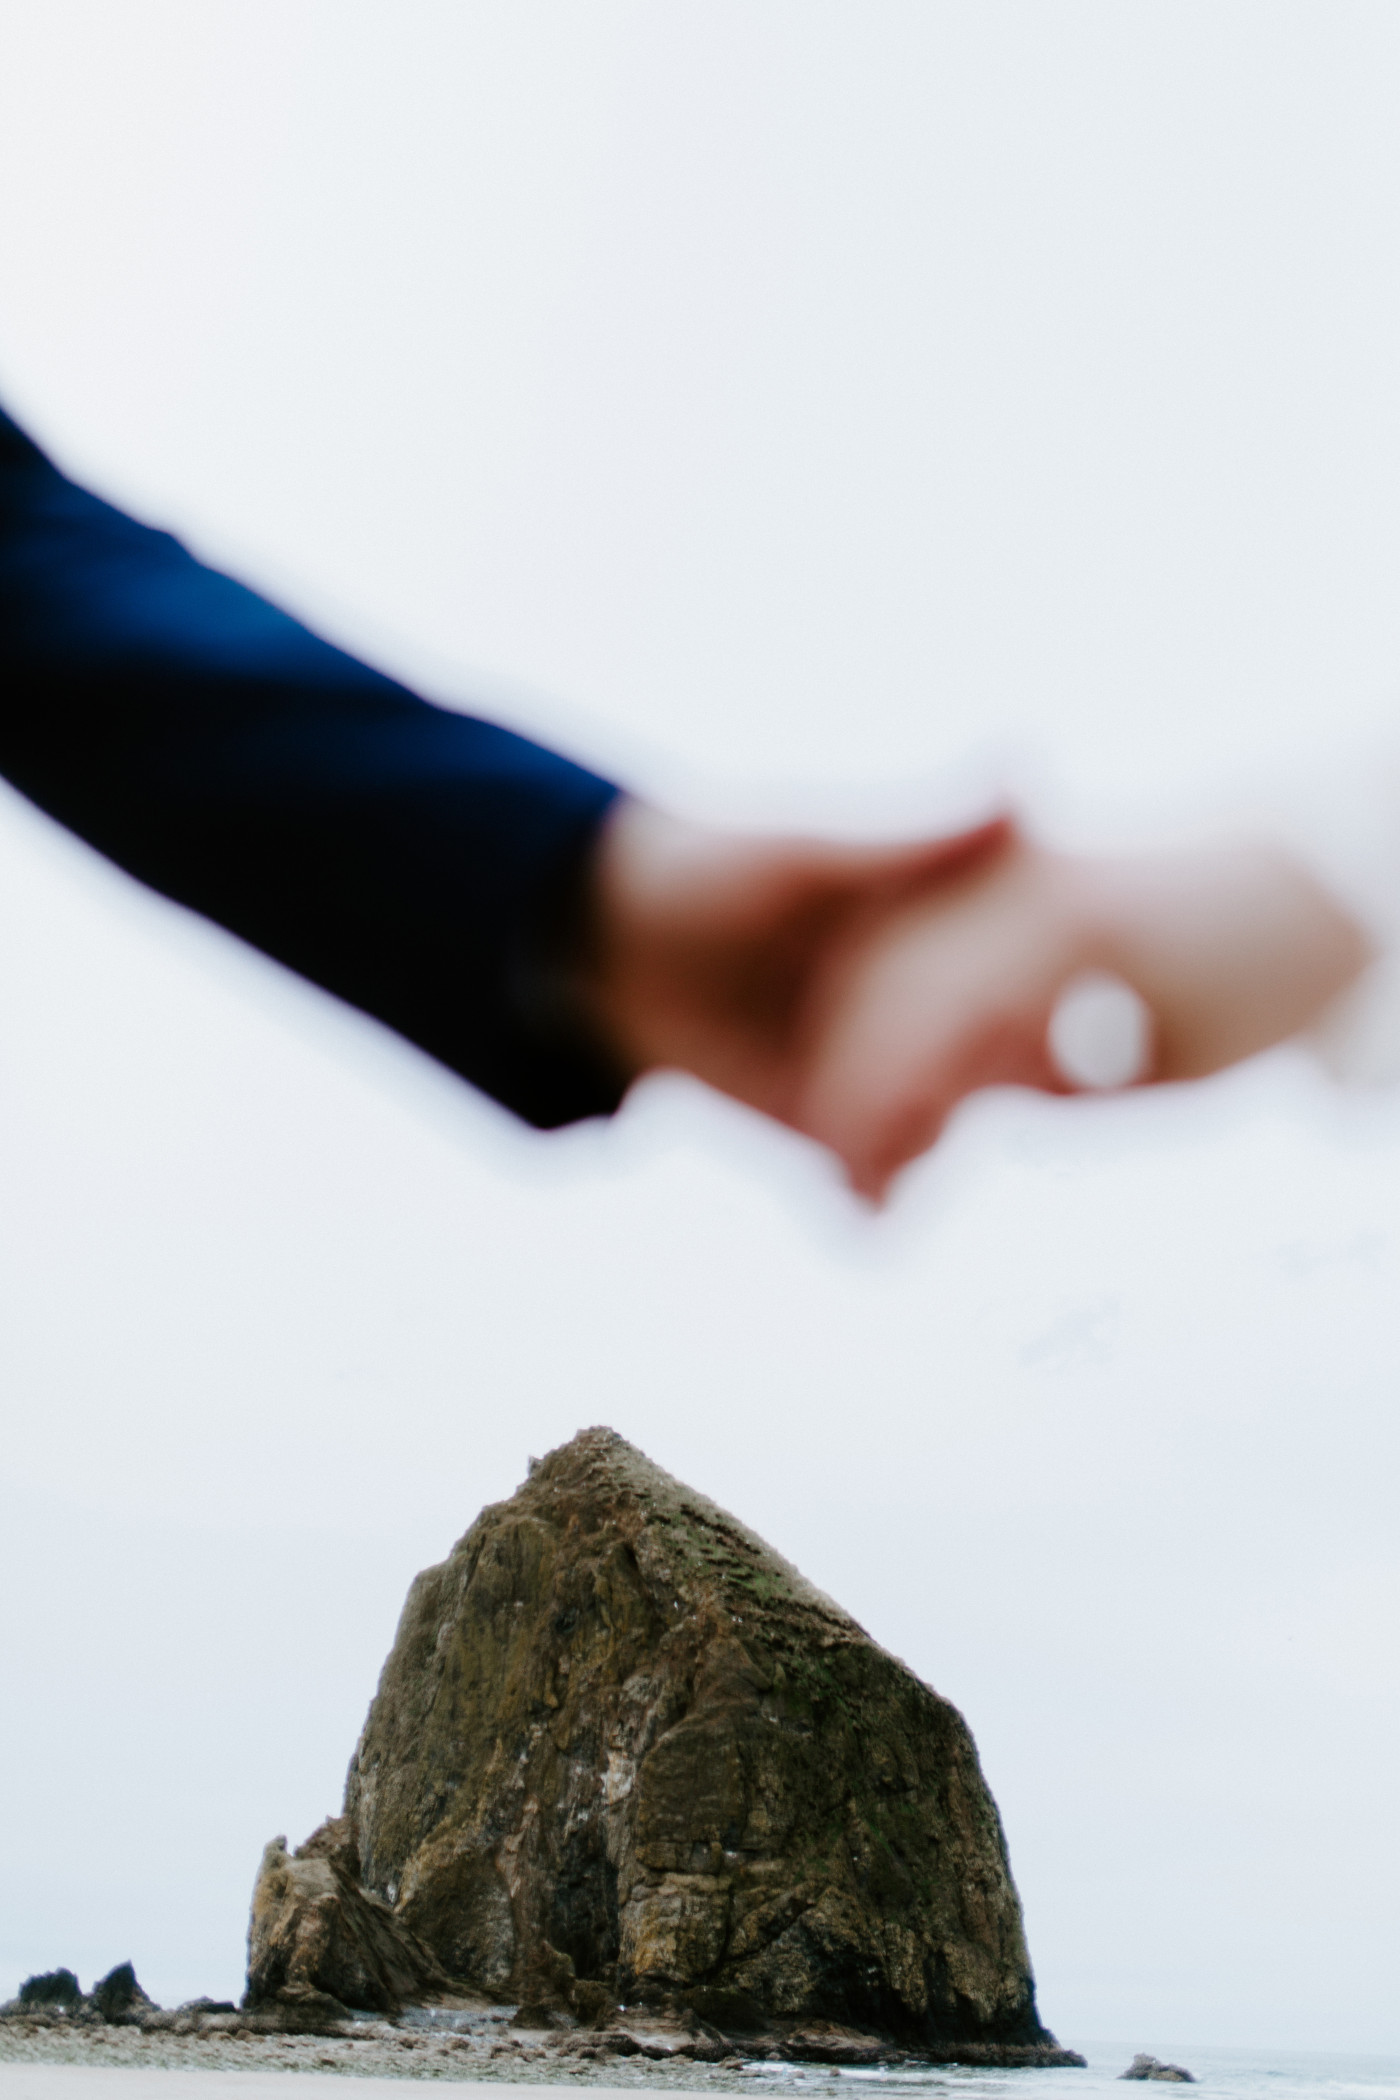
781,2021 -> 888,2065
17,1970 -> 83,2011
90,1962 -> 157,2023
264,1982 -> 356,2032
593,2009 -> 728,2062
594,2027 -> 642,2056
1121,2053 -> 1197,2082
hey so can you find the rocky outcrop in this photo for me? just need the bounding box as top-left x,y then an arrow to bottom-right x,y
300,1427 -> 1063,2055
2,1964 -> 155,2024
88,1963 -> 155,2023
244,1818 -> 453,2016
13,1972 -> 82,2012
1122,2055 -> 1197,2082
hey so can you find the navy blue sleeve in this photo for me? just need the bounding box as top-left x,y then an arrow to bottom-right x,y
0,404 -> 628,1127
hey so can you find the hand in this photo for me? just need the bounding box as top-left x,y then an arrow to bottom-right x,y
584,801 -> 1371,1200
582,797 -> 1016,1136
796,834 -> 1370,1196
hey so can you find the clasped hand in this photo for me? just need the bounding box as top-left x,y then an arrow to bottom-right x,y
582,801 -> 1369,1200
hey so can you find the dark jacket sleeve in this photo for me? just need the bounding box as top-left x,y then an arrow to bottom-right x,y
0,403 -> 628,1127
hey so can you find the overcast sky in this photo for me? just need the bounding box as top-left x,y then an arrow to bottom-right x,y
1,0 -> 1398,2056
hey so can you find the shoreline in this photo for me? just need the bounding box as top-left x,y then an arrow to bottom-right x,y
0,2014 -> 1082,2089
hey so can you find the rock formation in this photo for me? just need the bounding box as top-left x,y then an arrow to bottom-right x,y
252,1428 -> 1070,2059
14,1971 -> 82,2012
87,1963 -> 156,2023
245,1819 -> 451,2017
2,1964 -> 155,2024
1122,2055 -> 1197,2082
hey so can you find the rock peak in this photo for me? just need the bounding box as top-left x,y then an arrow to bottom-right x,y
497,1426 -> 860,1638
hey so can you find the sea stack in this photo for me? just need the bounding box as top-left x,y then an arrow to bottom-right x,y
295,1426 -> 1052,2052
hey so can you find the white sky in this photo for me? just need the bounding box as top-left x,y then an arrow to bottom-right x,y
0,0 -> 1398,2056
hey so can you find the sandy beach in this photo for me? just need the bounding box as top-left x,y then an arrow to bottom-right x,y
0,2026 -> 785,2095
0,2072 -> 723,2100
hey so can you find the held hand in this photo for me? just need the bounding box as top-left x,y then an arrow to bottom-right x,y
796,835 -> 1370,1196
583,799 -> 1017,1133
584,802 -> 1371,1200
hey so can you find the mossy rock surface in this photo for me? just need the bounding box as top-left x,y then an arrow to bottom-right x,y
340,1427 -> 1051,2048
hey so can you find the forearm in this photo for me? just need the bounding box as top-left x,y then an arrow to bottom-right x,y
0,403 -> 625,1127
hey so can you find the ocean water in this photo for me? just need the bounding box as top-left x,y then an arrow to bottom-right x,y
746,2047 -> 1400,2100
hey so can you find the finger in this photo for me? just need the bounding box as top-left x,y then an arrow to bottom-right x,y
788,841 -> 1072,1194
788,813 -> 1018,908
828,1012 -> 1070,1202
840,974 -> 1156,1200
793,906 -> 1071,1191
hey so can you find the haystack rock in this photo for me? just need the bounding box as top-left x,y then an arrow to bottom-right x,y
261,1428 -> 1066,2056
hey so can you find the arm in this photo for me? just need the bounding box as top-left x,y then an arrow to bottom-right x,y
0,403 -> 626,1127
0,402 -> 1018,1148
0,401 -> 1372,1191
